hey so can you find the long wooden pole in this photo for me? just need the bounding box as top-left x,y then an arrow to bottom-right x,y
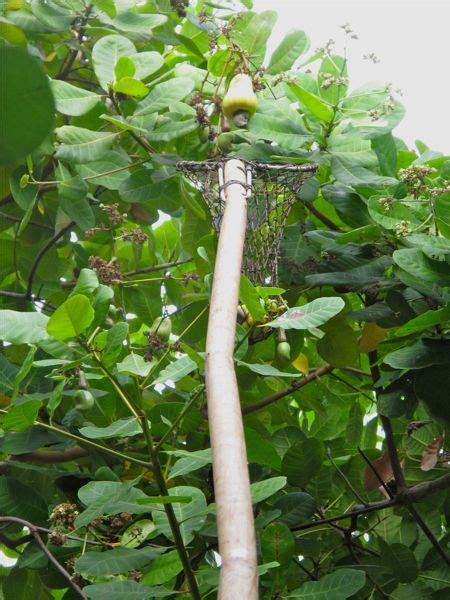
205,159 -> 258,599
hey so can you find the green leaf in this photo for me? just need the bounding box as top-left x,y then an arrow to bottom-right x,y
262,522 -> 295,566
147,114 -> 198,143
79,417 -> 143,440
281,439 -> 324,486
289,83 -> 334,122
0,400 -> 41,431
55,126 -> 117,163
11,344 -> 36,400
0,46 -> 54,165
76,481 -> 150,528
274,492 -> 316,527
117,353 -> 154,377
71,268 -> 99,297
50,79 -> 101,116
368,195 -> 421,230
267,30 -> 309,74
393,248 -> 450,286
114,77 -> 149,99
394,305 -> 450,336
57,165 -> 94,230
372,133 -> 398,177
234,10 -> 277,64
236,360 -> 299,378
121,519 -> 156,548
289,568 -> 366,598
75,547 -> 163,576
0,310 -> 49,344
153,356 -> 198,386
107,11 -> 166,36
266,297 -> 345,330
168,449 -> 212,480
379,540 -> 419,583
75,151 -> 131,190
92,0 -> 116,19
152,486 -> 207,545
142,550 -> 183,585
114,56 -> 135,80
135,78 -> 195,115
0,477 -> 48,524
84,581 -> 172,599
46,294 -> 94,341
92,34 -> 136,90
384,339 -> 450,369
248,111 -> 312,150
317,318 -> 359,367
239,274 -> 266,320
414,365 -> 450,423
331,155 -> 397,187
250,476 -> 287,504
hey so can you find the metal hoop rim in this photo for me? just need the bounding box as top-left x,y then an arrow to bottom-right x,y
176,158 -> 318,174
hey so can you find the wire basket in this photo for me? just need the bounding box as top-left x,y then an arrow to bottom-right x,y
177,158 -> 318,285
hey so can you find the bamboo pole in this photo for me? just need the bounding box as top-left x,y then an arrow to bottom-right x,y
205,159 -> 258,599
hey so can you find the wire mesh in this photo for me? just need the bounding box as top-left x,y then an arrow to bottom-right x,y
177,158 -> 317,285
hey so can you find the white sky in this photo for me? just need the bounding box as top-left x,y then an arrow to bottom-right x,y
253,0 -> 450,152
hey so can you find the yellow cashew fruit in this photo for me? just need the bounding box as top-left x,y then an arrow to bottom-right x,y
222,73 -> 257,128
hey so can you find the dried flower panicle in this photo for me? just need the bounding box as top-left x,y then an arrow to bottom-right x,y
399,165 -> 437,197
99,203 -> 126,225
378,196 -> 394,212
394,220 -> 411,238
119,228 -> 148,244
48,529 -> 67,547
50,503 -> 79,529
128,569 -> 143,582
88,256 -> 122,284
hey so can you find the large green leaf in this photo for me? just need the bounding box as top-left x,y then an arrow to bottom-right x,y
152,486 -> 206,545
84,581 -> 172,599
266,30 -> 309,74
50,79 -> 101,116
234,10 -> 277,64
79,417 -> 142,440
289,83 -> 334,122
262,522 -> 295,566
135,78 -> 195,115
142,550 -> 183,585
281,440 -> 324,487
0,400 -> 41,431
92,34 -> 136,90
267,297 -> 345,330
75,547 -> 164,576
46,294 -> 94,341
0,310 -> 49,344
331,155 -> 398,187
289,568 -> 366,598
0,46 -> 54,165
0,477 -> 48,524
274,492 -> 316,527
55,126 -> 117,163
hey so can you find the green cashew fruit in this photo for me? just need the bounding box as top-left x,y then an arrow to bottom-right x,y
75,389 -> 95,412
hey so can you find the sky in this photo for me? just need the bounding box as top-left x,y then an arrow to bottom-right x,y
253,0 -> 450,152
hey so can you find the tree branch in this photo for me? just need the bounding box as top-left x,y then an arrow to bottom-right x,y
242,364 -> 333,415
0,516 -> 87,598
294,472 -> 450,533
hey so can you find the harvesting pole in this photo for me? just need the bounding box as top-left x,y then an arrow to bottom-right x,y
205,158 -> 258,599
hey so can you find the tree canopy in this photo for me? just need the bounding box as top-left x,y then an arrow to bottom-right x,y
0,1 -> 449,599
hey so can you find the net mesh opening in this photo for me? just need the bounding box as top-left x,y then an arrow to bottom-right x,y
177,158 -> 318,285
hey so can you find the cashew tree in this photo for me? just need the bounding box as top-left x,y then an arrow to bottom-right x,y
0,1 -> 449,599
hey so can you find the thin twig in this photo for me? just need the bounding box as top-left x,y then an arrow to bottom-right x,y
242,364 -> 333,415
0,516 -> 87,598
327,448 -> 368,505
358,447 -> 393,499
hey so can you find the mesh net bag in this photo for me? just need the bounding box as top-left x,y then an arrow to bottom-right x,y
177,158 -> 317,285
